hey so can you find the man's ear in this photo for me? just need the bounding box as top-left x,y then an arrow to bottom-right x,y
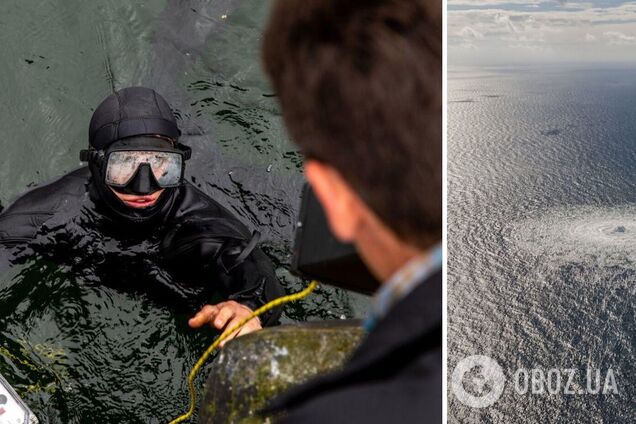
305,160 -> 362,243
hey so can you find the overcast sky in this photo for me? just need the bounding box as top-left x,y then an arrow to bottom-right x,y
449,0 -> 636,66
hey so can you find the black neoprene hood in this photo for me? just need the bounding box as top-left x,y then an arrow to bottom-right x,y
89,86 -> 180,150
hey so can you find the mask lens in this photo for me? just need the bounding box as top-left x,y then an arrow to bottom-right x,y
105,151 -> 183,187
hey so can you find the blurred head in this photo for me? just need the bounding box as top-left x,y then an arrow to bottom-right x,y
263,0 -> 442,277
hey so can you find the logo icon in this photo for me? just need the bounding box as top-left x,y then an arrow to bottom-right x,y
452,355 -> 505,408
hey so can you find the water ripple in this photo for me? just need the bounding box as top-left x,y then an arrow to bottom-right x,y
510,206 -> 636,267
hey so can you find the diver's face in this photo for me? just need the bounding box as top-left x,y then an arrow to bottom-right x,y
110,187 -> 165,209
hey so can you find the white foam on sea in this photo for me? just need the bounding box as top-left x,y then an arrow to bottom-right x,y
510,205 -> 636,267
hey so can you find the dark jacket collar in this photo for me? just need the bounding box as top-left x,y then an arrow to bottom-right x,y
264,269 -> 442,414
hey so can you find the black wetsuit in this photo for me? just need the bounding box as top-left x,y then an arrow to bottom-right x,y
265,270 -> 442,423
0,167 -> 283,325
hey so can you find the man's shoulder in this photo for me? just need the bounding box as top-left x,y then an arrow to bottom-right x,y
265,271 -> 442,422
0,167 -> 89,243
276,345 -> 441,424
351,269 -> 442,364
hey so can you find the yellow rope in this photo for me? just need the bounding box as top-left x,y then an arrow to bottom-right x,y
168,280 -> 319,424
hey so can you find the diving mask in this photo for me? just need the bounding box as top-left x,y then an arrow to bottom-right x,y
80,136 -> 192,194
105,150 -> 184,188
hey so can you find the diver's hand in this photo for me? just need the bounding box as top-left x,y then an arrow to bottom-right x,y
188,301 -> 262,347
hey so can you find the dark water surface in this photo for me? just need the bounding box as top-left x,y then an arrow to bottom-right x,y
0,1 -> 368,422
448,66 -> 635,422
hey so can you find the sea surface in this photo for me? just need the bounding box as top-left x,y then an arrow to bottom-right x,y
0,1 -> 368,423
448,65 -> 635,422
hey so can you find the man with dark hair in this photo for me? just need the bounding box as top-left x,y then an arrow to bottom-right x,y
0,87 -> 283,339
261,0 -> 441,422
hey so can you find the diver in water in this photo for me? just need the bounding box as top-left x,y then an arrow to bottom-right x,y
0,86 -> 283,339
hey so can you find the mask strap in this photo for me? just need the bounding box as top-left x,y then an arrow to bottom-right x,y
79,149 -> 104,163
177,143 -> 192,160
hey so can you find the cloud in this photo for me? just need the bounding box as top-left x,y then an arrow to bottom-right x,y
495,13 -> 521,33
449,0 -> 591,9
459,26 -> 485,38
450,0 -> 554,5
603,30 -> 636,44
449,1 -> 636,64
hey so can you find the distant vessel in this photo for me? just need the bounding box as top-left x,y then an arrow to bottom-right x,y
0,373 -> 38,424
